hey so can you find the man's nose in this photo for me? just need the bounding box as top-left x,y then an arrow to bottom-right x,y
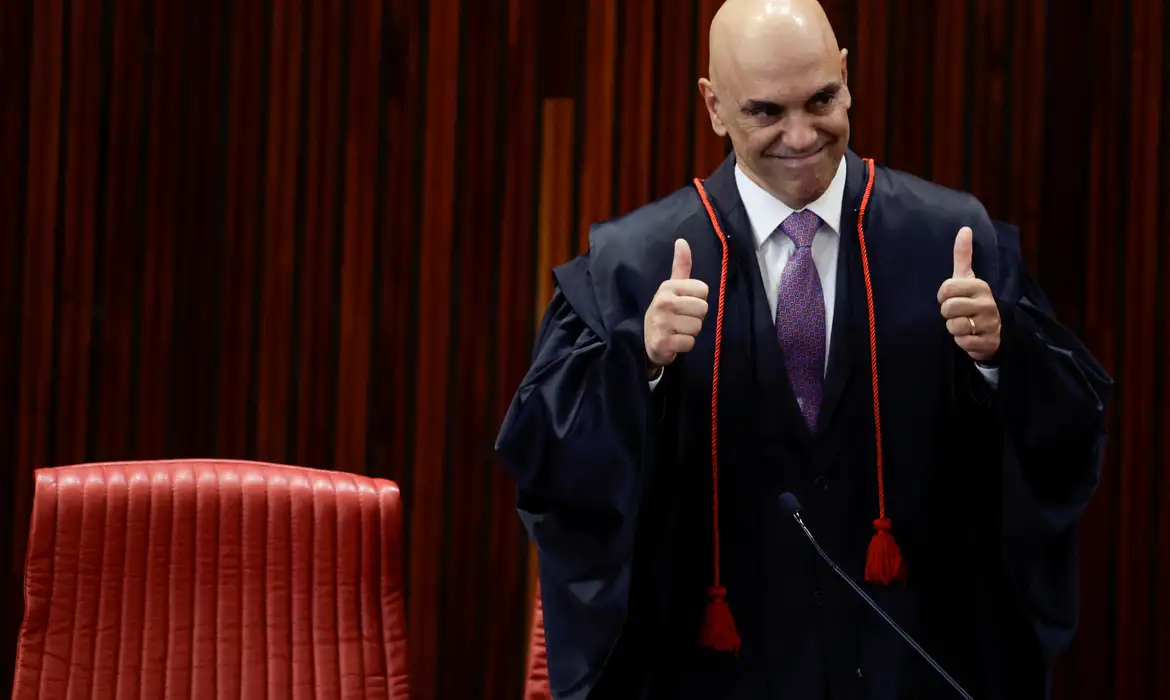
780,116 -> 819,154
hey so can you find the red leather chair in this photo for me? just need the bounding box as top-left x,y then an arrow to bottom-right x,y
524,582 -> 551,699
11,459 -> 410,699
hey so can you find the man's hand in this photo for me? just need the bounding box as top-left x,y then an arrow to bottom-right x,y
937,226 -> 1001,363
645,239 -> 709,375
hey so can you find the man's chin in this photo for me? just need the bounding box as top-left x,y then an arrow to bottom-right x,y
786,163 -> 838,199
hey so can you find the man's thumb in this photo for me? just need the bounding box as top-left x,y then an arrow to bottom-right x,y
671,238 -> 692,280
953,227 -> 974,278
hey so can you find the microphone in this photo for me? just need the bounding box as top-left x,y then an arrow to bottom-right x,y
778,492 -> 974,700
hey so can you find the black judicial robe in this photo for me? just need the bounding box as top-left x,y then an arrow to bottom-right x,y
496,150 -> 1112,700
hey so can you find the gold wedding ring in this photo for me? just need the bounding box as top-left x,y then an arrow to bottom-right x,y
967,316 -> 977,335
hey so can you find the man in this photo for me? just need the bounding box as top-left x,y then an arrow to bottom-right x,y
496,0 -> 1112,698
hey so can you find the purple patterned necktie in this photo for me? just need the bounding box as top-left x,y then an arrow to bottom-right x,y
775,210 -> 826,431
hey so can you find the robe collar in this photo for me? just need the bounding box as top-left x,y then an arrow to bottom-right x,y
735,156 -> 849,248
695,149 -> 872,442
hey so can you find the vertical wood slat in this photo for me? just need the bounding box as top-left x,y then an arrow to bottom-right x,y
136,0 -> 187,459
1159,7 -> 1170,694
334,0 -> 382,474
851,0 -> 887,161
484,0 -> 541,696
90,0 -> 147,463
1005,0 -> 1047,264
0,0 -> 32,444
371,0 -> 425,491
54,0 -> 103,467
166,0 -> 228,460
577,0 -> 617,252
15,0 -> 66,580
255,0 -> 305,463
409,1 -> 462,697
1035,10 -> 1094,334
439,0 -> 509,695
1055,1 -> 1126,698
930,0 -> 967,190
536,100 -> 576,310
1044,5 -> 1109,698
883,0 -> 932,175
967,0 -> 1008,213
295,0 -> 345,470
1116,3 -> 1163,699
1158,23 -> 1170,691
616,0 -> 657,215
0,0 -> 33,683
215,0 -> 269,459
654,0 -> 696,199
0,0 -> 32,435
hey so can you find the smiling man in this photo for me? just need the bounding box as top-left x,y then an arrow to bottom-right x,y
496,1 -> 1112,698
700,0 -> 851,210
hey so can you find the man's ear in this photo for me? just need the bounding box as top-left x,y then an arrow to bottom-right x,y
838,49 -> 852,110
697,78 -> 729,138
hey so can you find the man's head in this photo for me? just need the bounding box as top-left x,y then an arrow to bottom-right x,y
699,0 -> 850,209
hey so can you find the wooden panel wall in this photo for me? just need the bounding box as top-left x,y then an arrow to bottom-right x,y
0,1 -> 1165,698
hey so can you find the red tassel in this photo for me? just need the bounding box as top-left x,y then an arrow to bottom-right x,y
864,517 -> 909,585
698,585 -> 741,654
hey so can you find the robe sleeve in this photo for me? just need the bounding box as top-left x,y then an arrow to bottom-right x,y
986,220 -> 1114,666
495,253 -> 657,699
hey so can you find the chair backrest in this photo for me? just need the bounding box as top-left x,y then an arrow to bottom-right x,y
12,459 -> 410,700
524,583 -> 550,699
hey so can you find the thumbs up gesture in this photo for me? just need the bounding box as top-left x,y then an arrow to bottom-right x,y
644,239 -> 710,373
937,227 -> 1001,362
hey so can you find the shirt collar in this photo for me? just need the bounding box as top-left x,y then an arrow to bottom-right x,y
734,155 -> 848,250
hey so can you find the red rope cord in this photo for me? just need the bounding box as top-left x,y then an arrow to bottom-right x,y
688,157 -> 898,649
855,159 -> 885,520
692,177 -> 730,588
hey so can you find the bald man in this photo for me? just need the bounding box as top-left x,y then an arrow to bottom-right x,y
497,1 -> 1111,698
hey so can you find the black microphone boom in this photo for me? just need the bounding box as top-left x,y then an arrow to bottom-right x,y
778,492 -> 975,700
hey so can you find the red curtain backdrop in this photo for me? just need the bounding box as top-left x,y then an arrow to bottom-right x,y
1,1 -> 1166,699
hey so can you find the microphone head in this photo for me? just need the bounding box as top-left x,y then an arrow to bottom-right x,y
778,492 -> 801,517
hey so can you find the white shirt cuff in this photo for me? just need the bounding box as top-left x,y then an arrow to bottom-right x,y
975,362 -> 1000,389
648,366 -> 664,391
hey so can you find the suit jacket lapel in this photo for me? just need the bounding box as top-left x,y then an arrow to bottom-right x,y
819,151 -> 870,430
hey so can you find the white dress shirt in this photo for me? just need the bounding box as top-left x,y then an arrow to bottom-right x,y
736,156 -> 846,368
650,156 -> 998,389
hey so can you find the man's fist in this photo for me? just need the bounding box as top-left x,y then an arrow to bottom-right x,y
644,239 -> 709,372
937,226 -> 1001,362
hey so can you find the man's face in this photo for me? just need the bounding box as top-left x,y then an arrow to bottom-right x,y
702,48 -> 851,208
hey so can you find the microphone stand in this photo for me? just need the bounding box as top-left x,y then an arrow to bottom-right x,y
790,509 -> 975,700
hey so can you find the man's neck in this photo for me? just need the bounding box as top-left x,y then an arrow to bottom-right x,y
734,156 -> 849,249
735,163 -> 825,211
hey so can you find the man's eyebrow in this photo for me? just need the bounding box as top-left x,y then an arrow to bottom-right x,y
740,82 -> 844,114
809,82 -> 843,101
741,99 -> 781,114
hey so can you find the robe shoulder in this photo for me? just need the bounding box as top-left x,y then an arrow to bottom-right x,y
552,185 -> 710,340
872,164 -> 1006,287
585,185 -> 707,271
875,165 -> 994,234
